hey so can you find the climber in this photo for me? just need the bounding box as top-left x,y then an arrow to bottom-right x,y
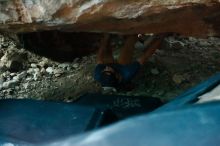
94,33 -> 166,92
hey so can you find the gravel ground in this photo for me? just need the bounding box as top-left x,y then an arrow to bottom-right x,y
0,34 -> 220,102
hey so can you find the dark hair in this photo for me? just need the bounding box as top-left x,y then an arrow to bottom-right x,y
100,71 -> 118,87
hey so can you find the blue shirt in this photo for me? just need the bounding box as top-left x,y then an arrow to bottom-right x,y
94,61 -> 141,85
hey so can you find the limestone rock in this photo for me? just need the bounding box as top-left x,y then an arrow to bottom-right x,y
13,71 -> 27,81
151,68 -> 160,75
2,80 -> 19,89
58,63 -> 70,69
0,76 -> 4,85
72,63 -> 79,69
0,0 -> 220,37
30,63 -> 37,68
0,49 -> 27,72
46,67 -> 54,74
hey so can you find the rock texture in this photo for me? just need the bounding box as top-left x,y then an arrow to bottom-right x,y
0,0 -> 220,37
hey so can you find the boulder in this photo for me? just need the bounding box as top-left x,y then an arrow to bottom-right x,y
0,0 -> 220,37
0,48 -> 27,72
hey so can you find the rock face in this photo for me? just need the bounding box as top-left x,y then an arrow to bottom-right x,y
0,0 -> 220,37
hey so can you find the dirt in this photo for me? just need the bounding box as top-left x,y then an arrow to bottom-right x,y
0,33 -> 220,102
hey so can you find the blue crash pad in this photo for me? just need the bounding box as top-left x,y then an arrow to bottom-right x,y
0,95 -> 161,145
1,72 -> 220,146
44,73 -> 220,146
0,100 -> 107,144
47,102 -> 220,146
